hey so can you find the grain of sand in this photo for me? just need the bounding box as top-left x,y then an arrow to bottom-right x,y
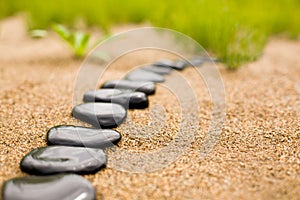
0,16 -> 299,200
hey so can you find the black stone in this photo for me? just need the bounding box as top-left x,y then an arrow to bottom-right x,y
47,125 -> 121,148
153,59 -> 186,70
141,65 -> 172,75
101,80 -> 156,95
83,89 -> 148,109
125,69 -> 165,83
173,60 -> 189,69
2,174 -> 96,200
153,59 -> 174,67
72,103 -> 126,128
193,57 -> 218,63
20,146 -> 106,175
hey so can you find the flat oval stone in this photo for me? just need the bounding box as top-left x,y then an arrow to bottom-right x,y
173,60 -> 189,69
186,58 -> 204,66
191,57 -> 218,64
20,146 -> 106,175
141,65 -> 173,75
47,125 -> 121,148
153,59 -> 186,70
101,80 -> 155,95
125,69 -> 165,83
2,174 -> 95,200
72,102 -> 126,128
83,89 -> 148,109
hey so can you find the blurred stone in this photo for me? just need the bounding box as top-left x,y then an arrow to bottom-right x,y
83,89 -> 148,109
141,65 -> 173,75
20,146 -> 106,175
125,69 -> 165,83
2,174 -> 96,200
47,125 -> 121,148
153,59 -> 186,70
101,80 -> 156,95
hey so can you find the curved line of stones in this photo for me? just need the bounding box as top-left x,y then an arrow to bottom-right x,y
2,57 -> 211,200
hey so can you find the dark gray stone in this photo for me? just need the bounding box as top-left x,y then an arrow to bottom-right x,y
83,89 -> 148,109
153,59 -> 174,67
183,57 -> 218,67
2,174 -> 96,200
72,103 -> 126,128
47,125 -> 121,148
186,58 -> 204,66
173,60 -> 189,69
125,69 -> 165,83
101,80 -> 156,95
20,146 -> 106,175
153,59 -> 186,70
141,65 -> 172,75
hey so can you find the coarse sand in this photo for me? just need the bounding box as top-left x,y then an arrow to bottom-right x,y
0,16 -> 299,200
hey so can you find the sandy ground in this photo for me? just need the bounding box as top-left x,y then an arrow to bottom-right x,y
0,16 -> 299,200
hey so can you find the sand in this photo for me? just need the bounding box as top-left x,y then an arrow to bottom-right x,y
0,16 -> 299,200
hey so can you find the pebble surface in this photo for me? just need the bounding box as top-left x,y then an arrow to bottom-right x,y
2,174 -> 96,200
153,59 -> 186,70
47,125 -> 121,148
83,89 -> 149,109
141,65 -> 173,75
125,69 -> 165,83
101,80 -> 156,95
187,58 -> 204,66
72,102 -> 127,128
20,146 -> 106,175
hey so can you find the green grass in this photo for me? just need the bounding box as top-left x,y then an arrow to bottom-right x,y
52,24 -> 90,58
1,0 -> 300,69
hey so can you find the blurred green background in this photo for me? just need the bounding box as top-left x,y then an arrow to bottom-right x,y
1,0 -> 300,69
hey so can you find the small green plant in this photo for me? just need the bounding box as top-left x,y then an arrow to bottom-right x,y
30,29 -> 48,39
52,24 -> 90,58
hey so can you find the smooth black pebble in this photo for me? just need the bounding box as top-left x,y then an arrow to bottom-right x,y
101,80 -> 156,95
141,65 -> 172,75
2,174 -> 96,200
20,146 -> 106,175
83,89 -> 148,109
125,69 -> 165,83
72,102 -> 126,128
153,59 -> 186,70
47,125 -> 121,148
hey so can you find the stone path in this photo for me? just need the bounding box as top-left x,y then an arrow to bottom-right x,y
2,58 -> 207,200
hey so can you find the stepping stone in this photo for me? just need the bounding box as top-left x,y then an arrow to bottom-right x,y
153,59 -> 174,67
2,174 -> 95,200
193,57 -> 218,63
186,58 -> 204,66
47,125 -> 121,148
125,69 -> 165,83
20,146 -> 106,175
153,59 -> 186,70
102,80 -> 155,95
141,65 -> 173,75
72,102 -> 126,128
183,57 -> 217,67
173,60 -> 189,69
83,89 -> 148,109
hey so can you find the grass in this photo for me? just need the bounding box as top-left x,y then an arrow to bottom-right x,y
1,0 -> 300,69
